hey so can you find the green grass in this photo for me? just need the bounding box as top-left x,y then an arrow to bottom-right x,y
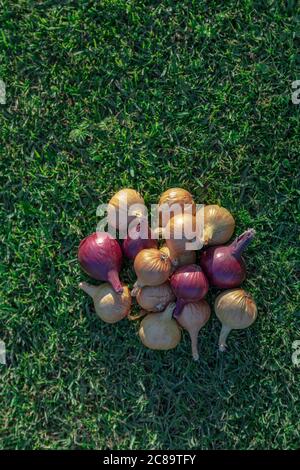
0,0 -> 299,450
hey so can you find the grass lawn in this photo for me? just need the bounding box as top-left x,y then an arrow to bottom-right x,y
0,0 -> 299,450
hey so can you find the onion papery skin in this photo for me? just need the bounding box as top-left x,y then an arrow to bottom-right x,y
170,264 -> 209,318
200,205 -> 235,246
138,302 -> 181,351
136,282 -> 176,312
164,212 -> 199,264
176,300 -> 211,360
199,228 -> 255,289
108,188 -> 145,231
79,282 -> 131,323
158,188 -> 195,227
122,226 -> 158,260
160,245 -> 196,270
78,232 -> 123,293
214,288 -> 257,351
133,248 -> 172,289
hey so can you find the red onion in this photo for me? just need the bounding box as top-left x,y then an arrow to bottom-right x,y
78,232 -> 123,293
199,229 -> 255,289
170,264 -> 209,318
122,224 -> 157,260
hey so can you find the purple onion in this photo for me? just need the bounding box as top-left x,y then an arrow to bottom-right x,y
78,232 -> 123,293
122,224 -> 157,260
170,264 -> 209,317
199,228 -> 255,289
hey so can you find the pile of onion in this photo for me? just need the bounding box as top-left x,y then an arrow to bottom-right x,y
78,232 -> 123,293
176,300 -> 211,361
79,282 -> 131,323
198,205 -> 235,246
138,303 -> 181,351
200,229 -> 255,289
108,188 -> 145,231
170,264 -> 209,317
78,187 -> 259,359
135,282 -> 175,312
132,248 -> 172,293
122,223 -> 157,260
214,288 -> 257,351
158,188 -> 195,227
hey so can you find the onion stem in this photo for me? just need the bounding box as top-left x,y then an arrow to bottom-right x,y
78,282 -> 97,298
232,228 -> 255,258
218,324 -> 232,352
107,271 -> 123,294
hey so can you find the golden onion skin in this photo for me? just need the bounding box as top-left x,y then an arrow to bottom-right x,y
136,282 -> 175,312
108,188 -> 145,231
199,205 -> 235,246
214,288 -> 257,351
133,248 -> 172,288
79,282 -> 131,323
139,303 -> 181,350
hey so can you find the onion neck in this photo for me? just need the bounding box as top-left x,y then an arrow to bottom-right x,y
173,298 -> 186,318
107,270 -> 123,294
231,228 -> 255,258
162,302 -> 176,320
131,281 -> 141,297
78,282 -> 98,298
218,324 -> 232,352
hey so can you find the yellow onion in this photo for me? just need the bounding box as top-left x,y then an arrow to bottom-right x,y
79,282 -> 131,323
214,288 -> 257,351
108,188 -> 145,231
164,212 -> 199,265
139,302 -> 181,350
198,205 -> 235,246
158,188 -> 195,227
176,301 -> 211,361
132,248 -> 172,293
160,244 -> 196,270
135,282 -> 175,312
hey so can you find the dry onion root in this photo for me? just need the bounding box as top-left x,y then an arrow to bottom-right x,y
214,288 -> 257,351
132,248 -> 172,294
79,282 -> 131,323
135,282 -> 175,312
198,205 -> 235,246
138,302 -> 181,351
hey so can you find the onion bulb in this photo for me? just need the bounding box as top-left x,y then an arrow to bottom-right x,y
78,232 -> 123,293
135,282 -> 175,312
158,188 -> 195,227
215,288 -> 257,351
132,248 -> 172,293
176,300 -> 211,361
199,205 -> 235,246
79,282 -> 131,323
170,264 -> 209,317
122,224 -> 157,260
160,244 -> 196,269
164,212 -> 199,265
200,229 -> 255,289
108,188 -> 145,231
139,302 -> 181,351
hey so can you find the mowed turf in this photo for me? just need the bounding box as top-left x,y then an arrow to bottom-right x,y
0,0 -> 299,450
